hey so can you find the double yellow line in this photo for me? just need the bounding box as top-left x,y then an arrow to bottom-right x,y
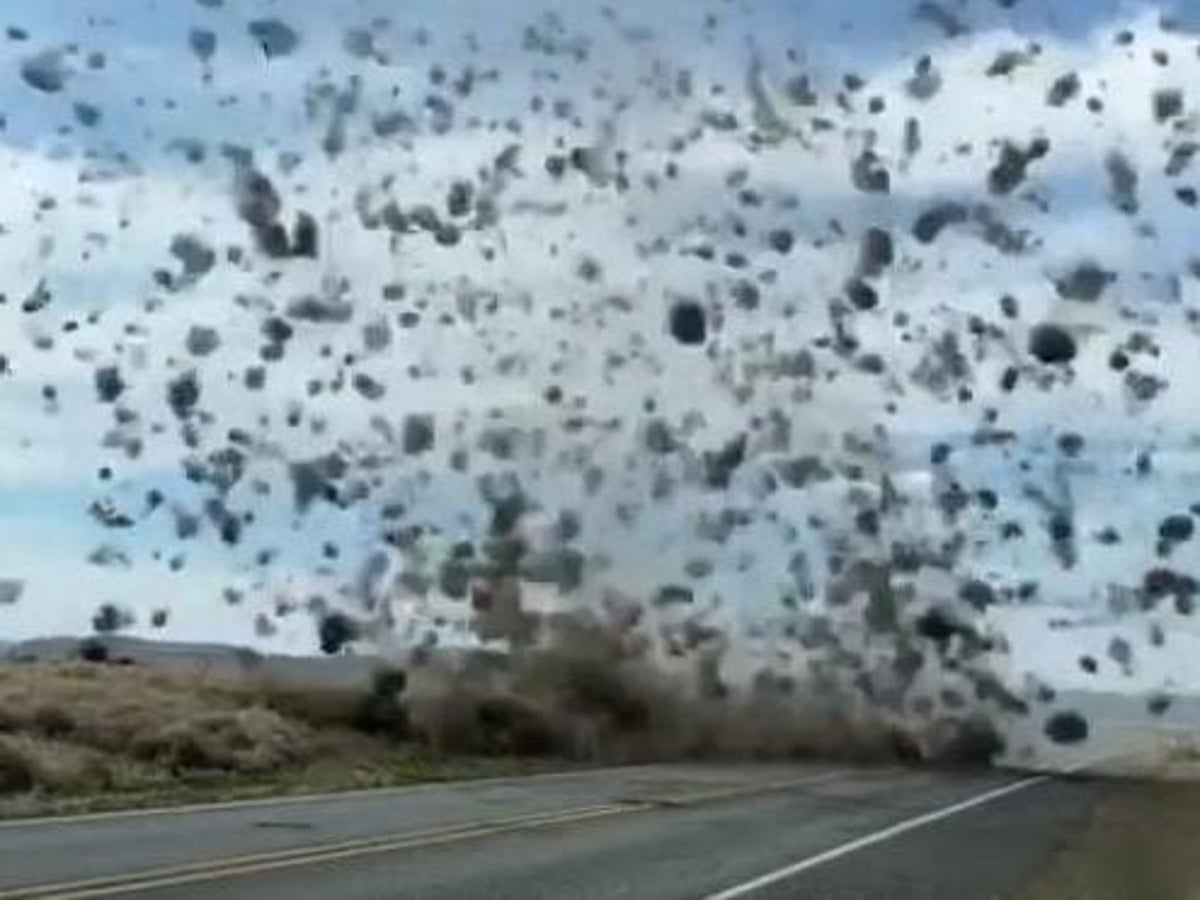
0,771 -> 848,899
0,804 -> 645,900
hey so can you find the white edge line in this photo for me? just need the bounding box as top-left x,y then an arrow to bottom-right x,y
704,775 -> 1051,900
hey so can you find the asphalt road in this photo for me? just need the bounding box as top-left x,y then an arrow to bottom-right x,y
0,763 -> 1099,899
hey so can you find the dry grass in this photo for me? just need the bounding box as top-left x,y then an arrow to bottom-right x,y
0,662 -> 541,818
1016,781 -> 1200,900
0,663 -> 327,771
0,636 -> 1000,817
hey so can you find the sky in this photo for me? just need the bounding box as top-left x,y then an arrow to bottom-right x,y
0,0 -> 1198,698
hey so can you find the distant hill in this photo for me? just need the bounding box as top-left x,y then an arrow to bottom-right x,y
3,635 -> 380,689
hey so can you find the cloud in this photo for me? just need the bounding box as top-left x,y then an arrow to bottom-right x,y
1,0 -> 1199,702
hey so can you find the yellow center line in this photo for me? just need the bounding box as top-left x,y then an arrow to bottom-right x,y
0,769 -> 850,899
0,764 -> 676,831
0,805 -> 630,900
19,806 -> 646,900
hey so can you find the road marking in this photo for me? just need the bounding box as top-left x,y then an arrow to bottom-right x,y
703,775 -> 1051,900
0,762 -> 678,830
1,770 -> 848,899
646,770 -> 849,807
0,804 -> 640,900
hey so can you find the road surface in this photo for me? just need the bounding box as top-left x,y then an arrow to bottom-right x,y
0,763 -> 1099,899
